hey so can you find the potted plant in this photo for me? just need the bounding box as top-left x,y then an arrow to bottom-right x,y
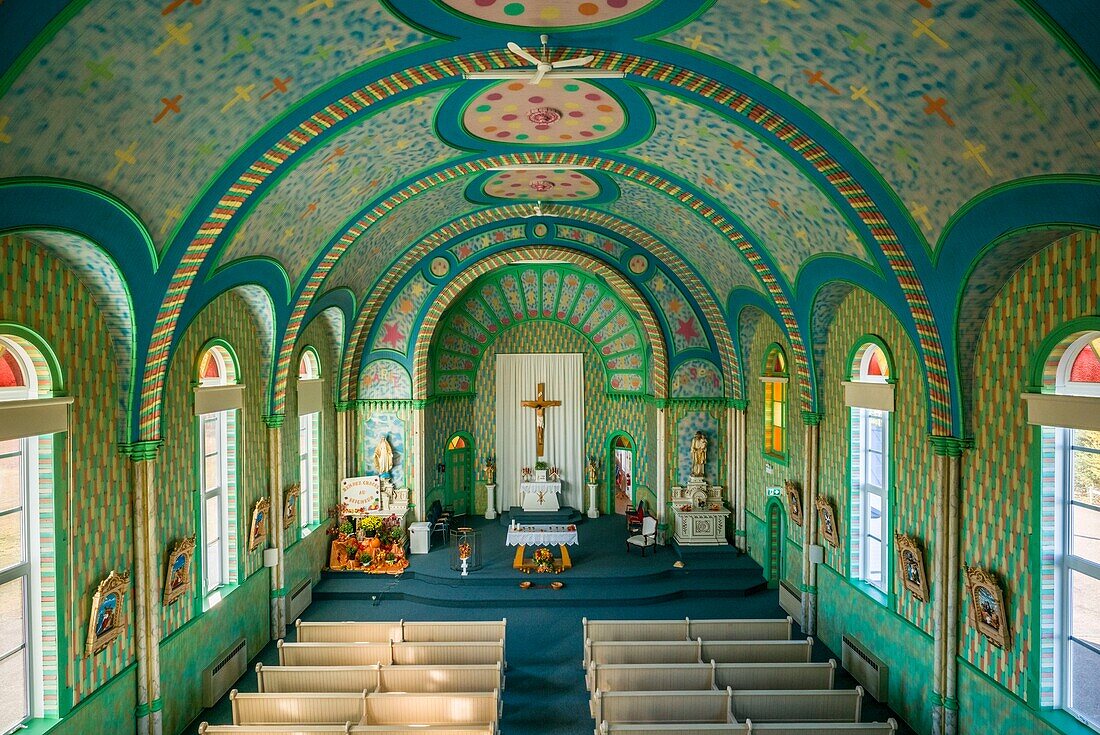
357,550 -> 372,569
534,460 -> 549,482
339,519 -> 354,536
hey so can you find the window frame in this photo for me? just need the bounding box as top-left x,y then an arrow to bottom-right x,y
199,410 -> 231,594
1053,331 -> 1100,728
760,344 -> 789,464
298,411 -> 320,530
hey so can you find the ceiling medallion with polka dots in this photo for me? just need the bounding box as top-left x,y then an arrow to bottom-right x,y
483,169 -> 600,201
463,79 -> 626,144
437,0 -> 659,27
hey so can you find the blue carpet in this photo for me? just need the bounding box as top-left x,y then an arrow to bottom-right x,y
186,515 -> 913,735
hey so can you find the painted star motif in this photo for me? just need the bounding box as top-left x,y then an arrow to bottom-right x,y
676,317 -> 700,341
379,322 -> 405,348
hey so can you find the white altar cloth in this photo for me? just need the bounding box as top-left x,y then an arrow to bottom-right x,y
519,481 -> 562,511
505,524 -> 579,547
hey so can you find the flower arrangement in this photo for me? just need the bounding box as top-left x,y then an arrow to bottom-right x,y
359,515 -> 383,537
535,460 -> 549,470
533,547 -> 556,574
338,519 -> 354,535
357,550 -> 372,565
380,514 -> 402,544
458,542 -> 472,560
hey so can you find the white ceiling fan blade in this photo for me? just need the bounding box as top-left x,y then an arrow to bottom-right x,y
551,55 -> 595,69
530,64 -> 549,85
506,41 -> 542,67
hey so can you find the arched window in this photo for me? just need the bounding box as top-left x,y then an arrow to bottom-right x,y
195,343 -> 240,601
846,341 -> 894,594
297,350 -> 322,530
0,334 -> 60,731
761,345 -> 788,462
1051,332 -> 1100,724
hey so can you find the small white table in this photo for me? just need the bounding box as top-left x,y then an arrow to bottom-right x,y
520,481 -> 562,511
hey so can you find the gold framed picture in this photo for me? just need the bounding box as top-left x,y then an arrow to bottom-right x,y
162,535 -> 196,606
895,533 -> 928,603
785,480 -> 803,526
965,566 -> 1010,649
86,570 -> 130,656
284,484 -> 301,530
249,497 -> 271,551
815,496 -> 839,547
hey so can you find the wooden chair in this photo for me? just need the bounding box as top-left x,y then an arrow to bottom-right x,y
626,516 -> 658,556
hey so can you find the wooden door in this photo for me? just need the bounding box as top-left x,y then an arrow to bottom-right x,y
446,435 -> 471,516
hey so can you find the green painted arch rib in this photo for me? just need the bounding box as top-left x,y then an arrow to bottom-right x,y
410,246 -> 669,401
430,263 -> 649,397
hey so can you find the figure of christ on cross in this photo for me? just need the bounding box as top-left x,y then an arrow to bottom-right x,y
520,382 -> 562,459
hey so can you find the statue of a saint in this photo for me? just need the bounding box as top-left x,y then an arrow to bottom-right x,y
586,455 -> 599,485
374,436 -> 394,476
484,455 -> 496,485
690,431 -> 708,478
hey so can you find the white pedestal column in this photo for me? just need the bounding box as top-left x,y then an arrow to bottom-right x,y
586,482 -> 599,519
485,483 -> 497,520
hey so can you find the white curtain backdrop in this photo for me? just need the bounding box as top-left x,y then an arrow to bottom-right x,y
495,353 -> 584,510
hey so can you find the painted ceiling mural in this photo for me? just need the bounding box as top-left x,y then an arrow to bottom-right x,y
221,90 -> 459,285
662,0 -> 1099,246
0,0 -> 1097,441
0,1 -> 432,251
626,87 -> 869,283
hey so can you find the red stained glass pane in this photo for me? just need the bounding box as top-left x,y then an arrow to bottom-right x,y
0,348 -> 24,389
1070,340 -> 1100,384
200,351 -> 221,381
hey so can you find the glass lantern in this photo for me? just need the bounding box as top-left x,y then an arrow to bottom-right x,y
450,527 -> 482,575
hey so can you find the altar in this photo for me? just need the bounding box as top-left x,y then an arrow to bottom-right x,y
670,432 -> 730,546
520,481 -> 562,511
506,523 -> 578,572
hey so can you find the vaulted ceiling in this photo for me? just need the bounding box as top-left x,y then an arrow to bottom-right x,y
0,0 -> 1097,442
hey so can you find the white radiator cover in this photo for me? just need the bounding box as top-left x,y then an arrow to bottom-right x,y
203,637 -> 247,707
287,578 -> 312,623
841,634 -> 888,703
779,581 -> 803,627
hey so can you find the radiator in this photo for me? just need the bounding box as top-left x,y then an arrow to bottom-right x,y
203,637 -> 247,707
287,577 -> 312,623
841,634 -> 888,703
779,581 -> 803,627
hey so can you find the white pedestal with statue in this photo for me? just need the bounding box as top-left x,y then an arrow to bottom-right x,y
586,482 -> 599,519
484,483 -> 497,520
520,481 -> 562,511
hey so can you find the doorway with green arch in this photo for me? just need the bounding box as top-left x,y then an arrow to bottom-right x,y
444,432 -> 473,517
606,432 -> 635,515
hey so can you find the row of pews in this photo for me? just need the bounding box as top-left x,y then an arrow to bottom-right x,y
583,617 -> 898,735
197,619 -> 507,735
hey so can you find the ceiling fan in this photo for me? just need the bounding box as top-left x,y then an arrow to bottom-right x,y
464,34 -> 624,84
519,201 -> 561,219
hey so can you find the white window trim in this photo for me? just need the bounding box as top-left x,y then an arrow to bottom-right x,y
854,407 -> 889,592
298,411 -> 320,528
200,410 -> 231,597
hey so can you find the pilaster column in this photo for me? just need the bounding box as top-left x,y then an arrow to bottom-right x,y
730,399 -> 748,552
263,415 -> 286,640
335,401 -> 354,484
411,400 -> 427,521
655,400 -> 667,532
927,436 -> 969,735
800,411 -> 823,635
121,440 -> 165,735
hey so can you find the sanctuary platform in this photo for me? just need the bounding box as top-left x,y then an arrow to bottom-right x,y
314,515 -> 766,608
501,505 -> 585,526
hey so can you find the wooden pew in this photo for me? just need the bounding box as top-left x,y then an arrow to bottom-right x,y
586,660 -> 836,697
255,663 -> 504,694
688,618 -> 792,641
229,690 -> 499,727
592,688 -> 735,727
276,640 -> 504,667
278,641 -> 393,667
585,639 -> 703,667
361,691 -> 500,727
700,638 -> 814,664
713,660 -> 835,690
199,725 -> 499,735
295,620 -> 404,643
729,687 -> 864,723
402,620 -> 507,643
229,690 -> 366,725
597,720 -> 897,734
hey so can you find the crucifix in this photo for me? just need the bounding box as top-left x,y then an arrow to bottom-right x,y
520,382 -> 561,459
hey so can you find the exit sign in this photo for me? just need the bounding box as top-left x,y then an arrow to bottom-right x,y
766,486 -> 782,497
